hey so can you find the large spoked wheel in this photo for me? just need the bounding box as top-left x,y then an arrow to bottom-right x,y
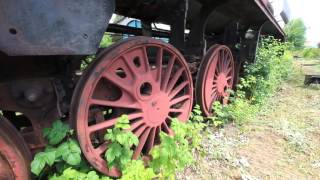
196,45 -> 235,117
0,115 -> 31,180
71,37 -> 193,177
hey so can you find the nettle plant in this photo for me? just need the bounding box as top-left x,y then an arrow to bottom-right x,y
31,108 -> 205,180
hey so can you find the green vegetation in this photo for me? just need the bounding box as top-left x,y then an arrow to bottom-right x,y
31,109 -> 204,180
104,115 -> 139,170
81,33 -> 113,70
99,33 -> 113,48
31,120 -> 85,178
180,48 -> 319,180
302,48 -> 320,59
284,18 -> 306,50
213,37 -> 293,126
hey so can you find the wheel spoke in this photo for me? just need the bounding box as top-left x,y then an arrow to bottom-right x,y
223,51 -> 229,71
226,67 -> 233,75
122,55 -> 139,77
134,124 -> 148,137
90,98 -> 140,109
129,120 -> 145,131
166,68 -> 184,93
95,142 -> 108,155
88,112 -> 143,133
133,128 -> 151,159
169,108 -> 184,113
146,128 -> 156,153
209,91 -> 218,108
94,111 -> 106,141
217,52 -> 223,73
161,55 -> 175,91
155,48 -> 163,82
169,81 -> 189,99
211,89 -> 218,98
162,121 -> 174,135
222,51 -> 226,70
102,72 -> 133,95
170,95 -> 190,106
212,83 -> 217,89
214,69 -> 220,78
225,58 -> 231,70
222,49 -> 226,60
141,47 -> 150,73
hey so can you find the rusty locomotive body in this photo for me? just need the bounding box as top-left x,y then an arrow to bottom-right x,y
0,0 -> 284,179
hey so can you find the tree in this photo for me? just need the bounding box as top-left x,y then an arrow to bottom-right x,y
284,19 -> 306,50
317,42 -> 320,48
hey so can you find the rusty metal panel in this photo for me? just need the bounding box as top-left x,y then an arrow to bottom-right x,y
254,0 -> 285,38
0,0 -> 115,56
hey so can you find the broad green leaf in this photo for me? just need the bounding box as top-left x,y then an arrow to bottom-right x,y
43,120 -> 70,145
64,152 -> 81,166
31,156 -> 46,176
86,171 -> 100,180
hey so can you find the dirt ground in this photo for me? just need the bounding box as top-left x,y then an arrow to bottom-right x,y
178,59 -> 320,180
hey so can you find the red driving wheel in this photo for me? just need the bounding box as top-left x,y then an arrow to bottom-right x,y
71,37 -> 193,177
0,115 -> 31,180
196,45 -> 235,117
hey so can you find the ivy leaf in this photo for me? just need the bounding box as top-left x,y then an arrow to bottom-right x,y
43,120 -> 70,145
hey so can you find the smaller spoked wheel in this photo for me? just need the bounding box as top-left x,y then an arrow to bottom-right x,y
0,115 -> 31,180
71,37 -> 193,177
196,45 -> 235,117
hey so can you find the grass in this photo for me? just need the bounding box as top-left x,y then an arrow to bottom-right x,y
178,59 -> 320,180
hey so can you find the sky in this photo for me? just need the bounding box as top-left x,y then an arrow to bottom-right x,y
273,0 -> 320,47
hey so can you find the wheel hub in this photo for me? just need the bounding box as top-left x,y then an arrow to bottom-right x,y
143,93 -> 170,127
216,73 -> 228,94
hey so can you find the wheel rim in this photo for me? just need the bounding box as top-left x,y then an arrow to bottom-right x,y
196,45 -> 235,117
0,116 -> 31,180
71,37 -> 193,177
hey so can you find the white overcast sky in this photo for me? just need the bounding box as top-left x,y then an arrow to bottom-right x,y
273,0 -> 320,46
